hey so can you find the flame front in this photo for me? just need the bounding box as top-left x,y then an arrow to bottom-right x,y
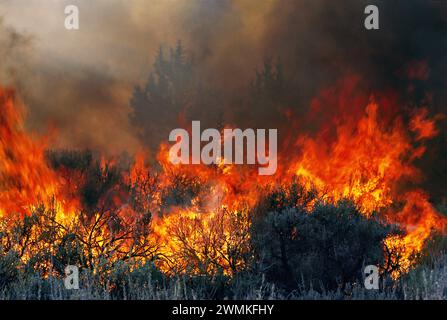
0,83 -> 445,278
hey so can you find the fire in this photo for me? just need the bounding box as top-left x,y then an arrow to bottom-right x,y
384,190 -> 445,274
150,206 -> 250,275
283,99 -> 446,275
290,101 -> 413,213
409,108 -> 440,140
0,81 -> 445,278
0,88 -> 78,223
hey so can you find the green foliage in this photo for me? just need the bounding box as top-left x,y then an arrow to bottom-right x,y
251,185 -> 393,292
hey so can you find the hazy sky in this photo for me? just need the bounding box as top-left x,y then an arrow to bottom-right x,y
0,0 -> 197,154
0,0 -> 276,155
1,0 -> 195,79
1,1 -> 446,157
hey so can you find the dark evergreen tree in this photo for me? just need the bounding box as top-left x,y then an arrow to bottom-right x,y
130,41 -> 221,150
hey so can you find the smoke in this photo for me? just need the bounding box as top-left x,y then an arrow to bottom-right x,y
0,17 -> 33,86
191,0 -> 447,102
0,0 -> 447,161
0,0 -> 195,155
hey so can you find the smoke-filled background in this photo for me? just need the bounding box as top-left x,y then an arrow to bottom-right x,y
1,0 -> 447,198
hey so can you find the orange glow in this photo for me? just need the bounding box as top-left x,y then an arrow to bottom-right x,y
0,88 -> 78,224
0,82 -> 445,278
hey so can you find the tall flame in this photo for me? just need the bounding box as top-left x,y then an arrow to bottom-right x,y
0,82 -> 445,278
0,89 -> 78,222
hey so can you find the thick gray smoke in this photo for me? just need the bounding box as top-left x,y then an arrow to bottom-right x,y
0,1 -> 446,173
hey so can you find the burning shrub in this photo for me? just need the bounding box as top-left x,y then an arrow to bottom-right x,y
151,207 -> 252,276
251,185 -> 394,292
80,161 -> 122,214
47,149 -> 93,172
160,173 -> 202,210
52,233 -> 85,275
0,61 -> 446,299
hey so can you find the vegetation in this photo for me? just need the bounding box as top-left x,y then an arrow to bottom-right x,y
0,162 -> 445,300
1,42 -> 446,300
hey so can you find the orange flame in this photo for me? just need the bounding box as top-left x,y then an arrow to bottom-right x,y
0,89 -> 78,222
0,82 -> 445,278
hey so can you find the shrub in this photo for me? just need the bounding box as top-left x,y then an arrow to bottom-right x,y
251,191 -> 393,292
0,251 -> 20,291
